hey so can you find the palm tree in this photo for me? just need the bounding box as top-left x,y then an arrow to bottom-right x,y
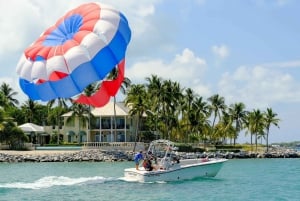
244,111 -> 255,150
228,102 -> 247,145
0,108 -> 5,133
125,84 -> 149,152
106,66 -> 131,142
47,98 -> 70,144
214,112 -> 235,144
264,108 -> 280,152
0,82 -> 19,107
146,75 -> 163,113
66,103 -> 90,144
21,99 -> 39,123
145,75 -> 163,139
114,76 -> 131,141
160,80 -> 183,140
182,88 -> 196,141
0,92 -> 9,108
80,83 -> 99,142
48,97 -> 70,109
191,96 -> 210,143
246,109 -> 265,152
207,94 -> 226,141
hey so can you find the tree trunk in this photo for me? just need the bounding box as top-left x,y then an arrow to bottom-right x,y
266,129 -> 269,152
133,115 -> 140,153
113,97 -> 117,142
88,105 -> 91,142
233,121 -> 238,146
255,133 -> 258,153
57,114 -> 60,145
250,133 -> 253,152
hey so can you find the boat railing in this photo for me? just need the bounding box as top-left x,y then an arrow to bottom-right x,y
159,157 -> 170,170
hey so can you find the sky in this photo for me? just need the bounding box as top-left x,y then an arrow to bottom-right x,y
0,0 -> 300,143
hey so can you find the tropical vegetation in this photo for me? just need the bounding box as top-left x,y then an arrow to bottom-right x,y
0,73 -> 281,151
124,75 -> 281,150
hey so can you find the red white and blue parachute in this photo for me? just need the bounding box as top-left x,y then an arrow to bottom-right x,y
16,3 -> 131,106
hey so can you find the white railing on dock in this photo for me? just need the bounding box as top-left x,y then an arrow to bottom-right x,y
0,144 -> 9,150
83,142 -> 146,152
0,143 -> 35,150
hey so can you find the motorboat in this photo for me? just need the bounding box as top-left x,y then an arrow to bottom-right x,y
124,139 -> 227,182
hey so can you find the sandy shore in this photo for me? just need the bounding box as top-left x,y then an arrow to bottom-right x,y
0,150 -> 82,156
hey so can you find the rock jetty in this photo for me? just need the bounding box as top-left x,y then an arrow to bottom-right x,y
0,149 -> 299,163
0,150 -> 134,163
179,149 -> 300,159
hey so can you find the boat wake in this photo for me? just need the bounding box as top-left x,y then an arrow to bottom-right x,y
118,176 -> 138,182
0,176 -> 117,190
119,176 -> 167,184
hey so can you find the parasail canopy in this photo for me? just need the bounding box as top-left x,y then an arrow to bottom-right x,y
16,2 -> 131,106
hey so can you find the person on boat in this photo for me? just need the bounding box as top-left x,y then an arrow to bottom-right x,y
134,150 -> 144,170
201,156 -> 209,162
171,155 -> 180,164
143,158 -> 153,171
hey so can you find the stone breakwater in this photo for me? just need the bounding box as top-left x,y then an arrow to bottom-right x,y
184,150 -> 300,159
0,150 -> 135,163
0,149 -> 299,163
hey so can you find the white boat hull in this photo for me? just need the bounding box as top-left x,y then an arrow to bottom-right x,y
124,158 -> 227,182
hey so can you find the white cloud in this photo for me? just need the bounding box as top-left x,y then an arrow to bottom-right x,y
0,0 -> 163,101
127,48 -> 211,96
0,1 -> 41,55
211,44 -> 230,59
218,65 -> 300,108
0,0 -> 161,56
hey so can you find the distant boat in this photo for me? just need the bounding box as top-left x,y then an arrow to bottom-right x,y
124,139 -> 227,182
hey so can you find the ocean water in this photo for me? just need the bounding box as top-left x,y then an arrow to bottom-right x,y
0,159 -> 299,201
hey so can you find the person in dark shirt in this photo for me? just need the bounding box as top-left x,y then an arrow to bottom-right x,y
143,158 -> 153,171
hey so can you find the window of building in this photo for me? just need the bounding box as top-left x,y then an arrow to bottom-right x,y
101,118 -> 111,129
116,117 -> 125,129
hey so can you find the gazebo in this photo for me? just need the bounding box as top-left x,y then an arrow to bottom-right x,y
18,123 -> 49,145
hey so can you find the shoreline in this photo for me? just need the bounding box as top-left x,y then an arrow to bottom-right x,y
0,149 -> 299,163
0,150 -> 81,156
0,149 -> 133,163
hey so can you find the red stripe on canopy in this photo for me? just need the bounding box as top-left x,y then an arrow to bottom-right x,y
73,59 -> 125,107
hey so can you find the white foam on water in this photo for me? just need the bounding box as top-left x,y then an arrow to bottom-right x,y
118,177 -> 167,184
0,176 -> 117,190
118,176 -> 139,183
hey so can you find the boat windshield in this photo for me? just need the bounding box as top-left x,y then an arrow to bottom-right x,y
147,140 -> 176,159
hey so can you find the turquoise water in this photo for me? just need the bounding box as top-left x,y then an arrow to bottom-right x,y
36,146 -> 82,150
0,159 -> 299,201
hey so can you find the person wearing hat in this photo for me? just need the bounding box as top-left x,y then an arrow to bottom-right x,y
134,150 -> 144,170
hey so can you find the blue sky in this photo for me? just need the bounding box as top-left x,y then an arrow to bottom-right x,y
0,0 -> 300,143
